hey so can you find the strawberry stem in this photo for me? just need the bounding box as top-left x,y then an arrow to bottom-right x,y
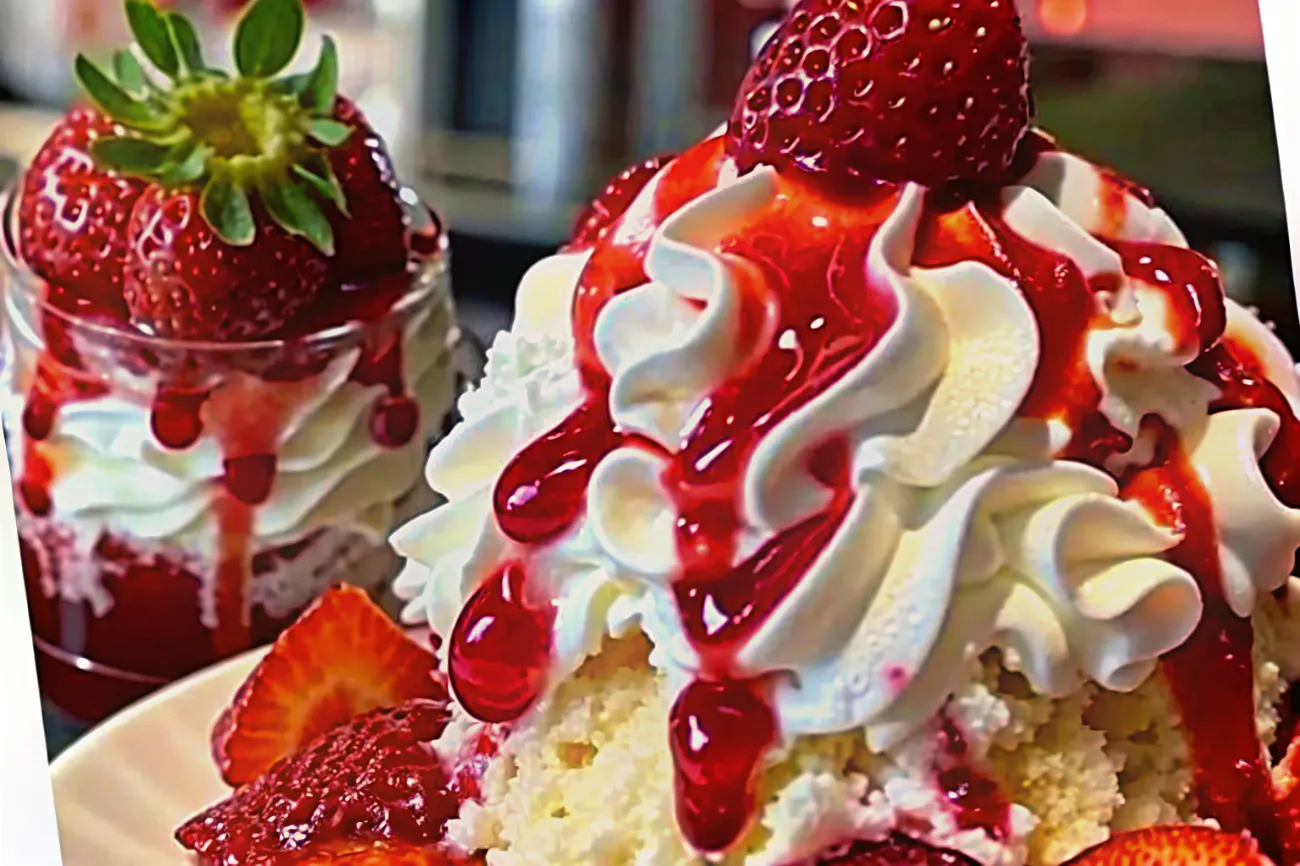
73,0 -> 350,255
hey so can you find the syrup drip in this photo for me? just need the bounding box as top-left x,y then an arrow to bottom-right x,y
351,332 -> 419,450
472,136 -> 905,852
1191,340 -> 1300,508
150,387 -> 209,450
1094,167 -> 1294,854
447,561 -> 555,723
936,718 -> 1011,840
913,199 -> 1124,463
18,313 -> 110,515
473,139 -> 731,716
1107,240 -> 1226,355
495,401 -> 623,545
1121,428 -> 1286,862
668,679 -> 777,854
212,494 -> 255,657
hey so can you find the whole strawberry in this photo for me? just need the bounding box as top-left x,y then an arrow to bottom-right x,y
55,0 -> 409,340
17,109 -> 145,314
329,96 -> 410,283
728,0 -> 1032,192
124,187 -> 330,339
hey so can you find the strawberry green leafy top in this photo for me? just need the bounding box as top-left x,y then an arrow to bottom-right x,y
76,0 -> 351,256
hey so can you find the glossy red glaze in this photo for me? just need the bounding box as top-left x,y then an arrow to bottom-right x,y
494,401 -> 624,545
150,387 -> 209,450
1192,340 -> 1300,509
1108,240 -> 1226,356
668,679 -> 777,853
448,561 -> 555,724
936,719 -> 1010,841
351,326 -> 420,450
913,199 -> 1119,457
1121,429 -> 1287,863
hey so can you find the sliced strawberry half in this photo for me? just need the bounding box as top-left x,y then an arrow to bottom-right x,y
180,700 -> 462,865
813,835 -> 978,864
211,583 -> 445,787
1063,826 -> 1274,865
728,0 -> 1031,194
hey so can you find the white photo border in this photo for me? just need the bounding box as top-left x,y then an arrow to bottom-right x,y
1261,0 -> 1300,313
0,420 -> 61,864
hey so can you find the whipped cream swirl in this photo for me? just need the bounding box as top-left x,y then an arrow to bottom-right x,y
394,140 -> 1300,758
3,278 -> 457,561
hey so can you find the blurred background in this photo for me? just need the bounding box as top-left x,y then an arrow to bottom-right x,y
0,0 -> 1290,351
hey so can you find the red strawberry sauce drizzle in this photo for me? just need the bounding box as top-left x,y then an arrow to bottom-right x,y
1121,427 -> 1287,859
444,133 -> 1300,858
15,224 -> 442,662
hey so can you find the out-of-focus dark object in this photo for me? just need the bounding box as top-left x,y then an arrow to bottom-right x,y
0,0 -> 428,174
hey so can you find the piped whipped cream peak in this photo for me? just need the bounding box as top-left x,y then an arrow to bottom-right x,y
393,1 -> 1300,862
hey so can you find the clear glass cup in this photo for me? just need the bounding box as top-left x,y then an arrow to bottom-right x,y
0,187 -> 473,727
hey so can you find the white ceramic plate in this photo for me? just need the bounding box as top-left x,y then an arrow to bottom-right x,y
49,646 -> 268,866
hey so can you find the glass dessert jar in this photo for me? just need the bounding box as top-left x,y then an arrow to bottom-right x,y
0,190 -> 461,726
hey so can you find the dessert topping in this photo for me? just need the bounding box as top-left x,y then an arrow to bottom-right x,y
211,584 -> 445,787
179,699 -> 461,863
727,0 -> 1031,194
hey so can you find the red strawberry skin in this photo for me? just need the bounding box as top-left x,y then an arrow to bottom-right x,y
728,0 -> 1031,192
17,109 -> 145,311
1063,826 -> 1273,865
212,584 -> 445,787
178,700 -> 462,865
813,836 -> 978,865
329,97 -> 410,283
122,186 -> 331,340
568,154 -> 675,250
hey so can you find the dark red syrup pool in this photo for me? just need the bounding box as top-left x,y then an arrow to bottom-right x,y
8,209 -> 447,724
444,133 -> 1300,860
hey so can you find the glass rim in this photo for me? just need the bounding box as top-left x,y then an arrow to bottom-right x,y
0,183 -> 451,355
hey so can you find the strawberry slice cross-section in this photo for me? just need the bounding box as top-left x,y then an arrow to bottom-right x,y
1063,826 -> 1274,865
210,583 -> 446,787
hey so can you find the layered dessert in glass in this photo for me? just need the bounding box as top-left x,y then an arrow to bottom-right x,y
178,0 -> 1300,864
0,0 -> 457,724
